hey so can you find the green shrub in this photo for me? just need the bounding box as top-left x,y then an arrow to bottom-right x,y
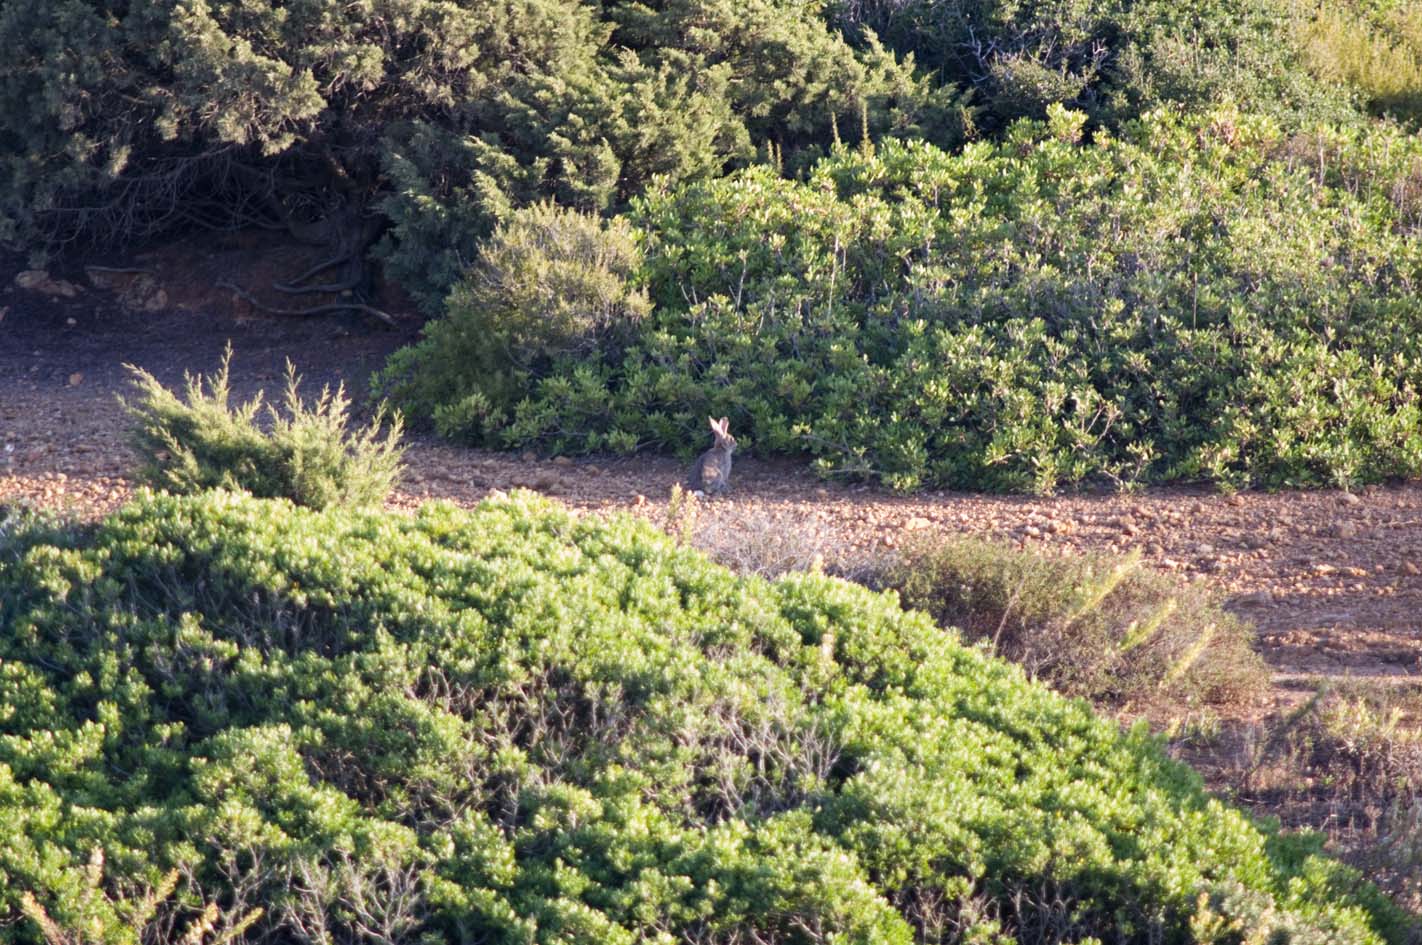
876,534 -> 1266,706
0,490 -> 1408,945
386,106 -> 1422,492
830,0 -> 1358,132
123,349 -> 403,509
376,202 -> 651,437
1300,1 -> 1422,125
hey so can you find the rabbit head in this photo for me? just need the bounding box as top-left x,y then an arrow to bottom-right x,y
709,416 -> 736,452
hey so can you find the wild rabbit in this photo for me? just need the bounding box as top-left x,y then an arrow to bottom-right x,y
688,416 -> 736,495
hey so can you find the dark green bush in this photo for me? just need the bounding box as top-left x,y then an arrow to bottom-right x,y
385,106 -> 1422,492
0,0 -> 962,309
123,350 -> 404,509
877,534 -> 1266,706
0,490 -> 1407,944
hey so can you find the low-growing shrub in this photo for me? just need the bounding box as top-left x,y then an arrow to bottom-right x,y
123,349 -> 403,509
876,533 -> 1267,707
0,490 -> 1406,945
377,203 -> 652,437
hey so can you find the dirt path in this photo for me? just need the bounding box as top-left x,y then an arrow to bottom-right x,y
3,245 -> 1420,697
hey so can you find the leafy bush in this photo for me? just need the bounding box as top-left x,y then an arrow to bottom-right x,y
376,202 -> 651,435
830,0 -> 1358,131
124,350 -> 403,509
876,534 -> 1266,706
0,490 -> 1408,945
386,106 -> 1422,492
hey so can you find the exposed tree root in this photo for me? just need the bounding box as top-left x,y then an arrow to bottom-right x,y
216,279 -> 398,327
220,201 -> 394,325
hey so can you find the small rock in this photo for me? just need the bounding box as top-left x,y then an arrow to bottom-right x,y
15,270 -> 81,298
552,456 -> 574,467
520,450 -> 537,463
1312,563 -> 1336,575
65,317 -> 77,327
1330,522 -> 1358,540
1403,562 -> 1421,576
906,516 -> 932,531
139,287 -> 168,313
1340,492 -> 1363,507
1023,525 -> 1043,539
67,372 -> 83,387
1226,494 -> 1244,507
1192,542 -> 1215,556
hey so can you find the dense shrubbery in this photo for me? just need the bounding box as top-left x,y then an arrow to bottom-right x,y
0,0 -> 1362,305
879,534 -> 1265,706
830,0 -> 1359,132
124,351 -> 404,509
0,490 -> 1406,944
0,0 -> 964,304
382,106 -> 1422,492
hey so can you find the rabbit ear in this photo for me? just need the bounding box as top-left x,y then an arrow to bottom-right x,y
707,416 -> 720,433
717,417 -> 730,433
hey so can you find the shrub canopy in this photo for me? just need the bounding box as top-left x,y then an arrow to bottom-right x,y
0,490 -> 1406,944
830,0 -> 1356,131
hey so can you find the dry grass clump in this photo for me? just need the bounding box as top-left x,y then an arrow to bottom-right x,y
872,534 -> 1267,708
1187,681 -> 1422,915
1286,683 -> 1422,910
662,486 -> 875,580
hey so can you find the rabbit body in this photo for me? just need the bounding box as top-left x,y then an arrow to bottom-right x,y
689,417 -> 736,495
